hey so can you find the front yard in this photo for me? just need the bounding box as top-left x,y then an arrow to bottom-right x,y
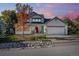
0,34 -> 79,44
0,34 -> 48,43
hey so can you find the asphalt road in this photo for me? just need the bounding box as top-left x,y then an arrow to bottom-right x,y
0,42 -> 79,56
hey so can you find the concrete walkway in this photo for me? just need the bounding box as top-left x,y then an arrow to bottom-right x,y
47,35 -> 79,38
50,38 -> 79,44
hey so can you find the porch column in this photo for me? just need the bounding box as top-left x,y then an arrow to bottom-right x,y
44,25 -> 47,34
41,25 -> 44,33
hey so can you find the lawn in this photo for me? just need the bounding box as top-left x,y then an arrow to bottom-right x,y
0,34 -> 48,43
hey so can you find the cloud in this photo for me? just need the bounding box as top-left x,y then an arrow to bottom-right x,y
38,9 -> 55,18
40,3 -> 69,8
66,11 -> 79,20
53,10 -> 79,20
33,4 -> 79,20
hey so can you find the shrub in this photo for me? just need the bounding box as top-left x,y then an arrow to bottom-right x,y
0,35 -> 17,44
6,35 -> 16,41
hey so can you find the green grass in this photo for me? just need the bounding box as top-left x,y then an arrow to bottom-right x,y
13,34 -> 47,41
0,35 -> 48,43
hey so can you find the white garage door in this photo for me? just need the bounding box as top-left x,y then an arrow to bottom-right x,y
47,27 -> 65,35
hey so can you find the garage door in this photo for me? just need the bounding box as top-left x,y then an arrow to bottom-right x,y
47,26 -> 65,35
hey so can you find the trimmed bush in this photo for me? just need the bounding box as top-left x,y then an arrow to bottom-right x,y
0,35 -> 17,43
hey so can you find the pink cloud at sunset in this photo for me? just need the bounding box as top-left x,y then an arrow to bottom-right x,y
66,11 -> 79,20
29,3 -> 79,20
38,9 -> 55,18
38,10 -> 79,20
57,11 -> 79,20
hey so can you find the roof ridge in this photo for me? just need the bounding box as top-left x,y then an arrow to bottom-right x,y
45,17 -> 66,24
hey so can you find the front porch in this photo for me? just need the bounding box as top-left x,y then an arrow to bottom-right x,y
15,24 -> 46,34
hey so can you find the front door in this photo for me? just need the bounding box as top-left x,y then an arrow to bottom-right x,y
35,26 -> 39,33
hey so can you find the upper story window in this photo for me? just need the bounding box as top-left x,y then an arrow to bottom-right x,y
38,19 -> 41,22
32,19 -> 41,22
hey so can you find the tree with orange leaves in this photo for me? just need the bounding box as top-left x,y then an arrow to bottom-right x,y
16,3 -> 32,34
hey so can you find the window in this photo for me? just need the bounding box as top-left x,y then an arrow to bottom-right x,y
38,19 -> 41,22
32,19 -> 42,22
33,19 -> 37,22
33,19 -> 35,22
36,19 -> 38,22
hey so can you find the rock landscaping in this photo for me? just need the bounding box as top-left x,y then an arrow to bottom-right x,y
0,40 -> 53,49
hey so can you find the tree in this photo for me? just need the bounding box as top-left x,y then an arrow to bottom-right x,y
63,17 -> 77,35
16,3 -> 32,32
1,10 -> 17,35
74,16 -> 79,34
15,3 -> 32,39
9,11 -> 18,34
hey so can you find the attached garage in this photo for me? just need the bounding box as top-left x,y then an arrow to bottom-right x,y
46,17 -> 68,35
47,26 -> 66,35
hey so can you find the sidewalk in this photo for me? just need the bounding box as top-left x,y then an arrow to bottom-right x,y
50,38 -> 79,43
47,35 -> 79,38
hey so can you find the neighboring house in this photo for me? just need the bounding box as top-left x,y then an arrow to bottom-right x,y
0,20 -> 5,38
15,12 -> 68,35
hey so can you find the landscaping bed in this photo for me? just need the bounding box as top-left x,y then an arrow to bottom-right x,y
0,40 -> 52,49
0,35 -> 53,49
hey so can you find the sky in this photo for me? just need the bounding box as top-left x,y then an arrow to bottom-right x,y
0,3 -> 79,19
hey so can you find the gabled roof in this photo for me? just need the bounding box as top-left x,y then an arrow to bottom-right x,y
45,17 -> 66,24
30,12 -> 44,19
26,12 -> 45,24
30,12 -> 38,16
53,17 -> 65,23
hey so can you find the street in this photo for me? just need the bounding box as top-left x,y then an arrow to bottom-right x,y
0,42 -> 79,56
